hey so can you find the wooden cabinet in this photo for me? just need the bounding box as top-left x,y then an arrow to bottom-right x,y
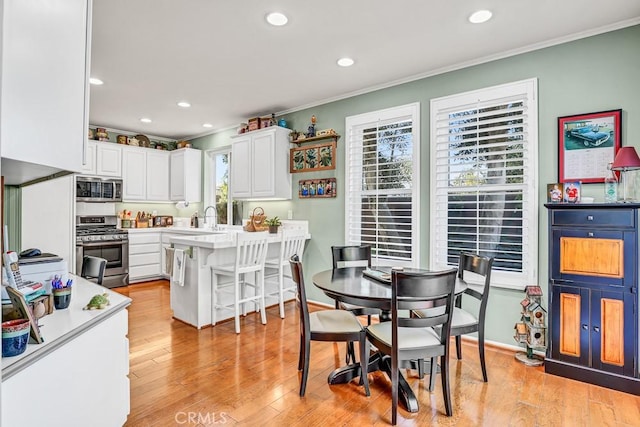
1,0 -> 92,185
122,146 -> 169,202
170,148 -> 202,202
546,204 -> 640,394
231,126 -> 291,200
81,141 -> 122,177
129,232 -> 162,282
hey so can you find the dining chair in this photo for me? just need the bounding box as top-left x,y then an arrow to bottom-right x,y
366,268 -> 458,425
264,230 -> 307,318
289,255 -> 370,397
210,232 -> 269,334
81,255 -> 107,286
413,252 -> 494,388
332,245 -> 381,363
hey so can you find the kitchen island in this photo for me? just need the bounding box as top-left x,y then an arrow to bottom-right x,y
169,222 -> 309,328
1,276 -> 131,427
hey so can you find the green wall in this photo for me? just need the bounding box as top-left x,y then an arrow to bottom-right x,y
191,25 -> 640,348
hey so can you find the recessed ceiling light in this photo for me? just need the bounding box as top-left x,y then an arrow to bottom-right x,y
469,10 -> 492,24
89,77 -> 104,85
177,101 -> 191,108
337,57 -> 355,67
202,123 -> 213,128
140,118 -> 152,123
266,12 -> 288,26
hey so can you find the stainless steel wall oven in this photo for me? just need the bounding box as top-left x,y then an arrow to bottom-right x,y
75,215 -> 129,288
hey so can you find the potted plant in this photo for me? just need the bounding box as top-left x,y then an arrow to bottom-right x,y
265,216 -> 282,234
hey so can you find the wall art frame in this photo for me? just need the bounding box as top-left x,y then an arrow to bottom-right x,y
558,109 -> 621,183
298,178 -> 337,198
290,141 -> 336,173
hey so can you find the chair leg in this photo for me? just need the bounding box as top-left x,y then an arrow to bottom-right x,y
300,338 -> 311,397
417,358 -> 424,379
429,357 -> 437,392
367,314 -> 372,325
211,271 -> 217,326
278,267 -> 285,319
234,274 -> 241,334
440,354 -> 452,416
391,352 -> 399,425
358,335 -> 370,396
456,335 -> 462,360
258,270 -> 267,325
479,328 -> 488,382
298,333 -> 304,371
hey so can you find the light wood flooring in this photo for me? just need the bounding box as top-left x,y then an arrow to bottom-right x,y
116,280 -> 640,426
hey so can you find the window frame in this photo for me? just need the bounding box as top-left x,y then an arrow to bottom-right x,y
344,102 -> 421,268
429,78 -> 538,290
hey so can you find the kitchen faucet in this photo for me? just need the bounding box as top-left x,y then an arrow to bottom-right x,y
203,205 -> 217,230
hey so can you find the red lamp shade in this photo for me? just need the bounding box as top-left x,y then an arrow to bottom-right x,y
612,147 -> 640,171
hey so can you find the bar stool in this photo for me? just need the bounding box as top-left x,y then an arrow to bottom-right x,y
264,230 -> 307,318
210,232 -> 270,334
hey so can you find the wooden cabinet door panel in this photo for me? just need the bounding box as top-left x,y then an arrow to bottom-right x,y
551,285 -> 589,367
560,237 -> 623,278
591,290 -> 635,376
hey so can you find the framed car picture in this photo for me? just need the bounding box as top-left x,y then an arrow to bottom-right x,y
558,109 -> 621,183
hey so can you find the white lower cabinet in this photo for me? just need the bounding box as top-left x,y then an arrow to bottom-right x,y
122,146 -> 169,202
2,309 -> 130,427
129,232 -> 161,282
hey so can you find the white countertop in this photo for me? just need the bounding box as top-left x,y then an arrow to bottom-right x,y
1,276 -> 131,379
169,229 -> 311,249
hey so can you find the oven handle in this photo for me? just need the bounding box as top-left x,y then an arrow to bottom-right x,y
77,240 -> 128,248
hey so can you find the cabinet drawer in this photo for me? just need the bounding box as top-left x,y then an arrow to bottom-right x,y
130,252 -> 160,266
129,243 -> 160,255
551,209 -> 634,228
128,233 -> 161,244
130,264 -> 161,279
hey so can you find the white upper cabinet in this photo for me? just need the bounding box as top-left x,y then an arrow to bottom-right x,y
122,145 -> 170,202
81,141 -> 122,177
96,143 -> 122,177
122,147 -> 147,201
146,150 -> 170,201
170,148 -> 202,202
0,0 -> 92,185
230,126 -> 291,200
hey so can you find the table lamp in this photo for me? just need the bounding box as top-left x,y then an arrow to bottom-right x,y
611,146 -> 640,202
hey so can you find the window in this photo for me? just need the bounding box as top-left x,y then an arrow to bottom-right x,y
345,103 -> 420,267
430,79 -> 538,289
204,148 -> 242,225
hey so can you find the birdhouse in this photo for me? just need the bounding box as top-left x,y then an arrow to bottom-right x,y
525,285 -> 543,304
528,302 -> 547,327
514,323 -> 528,344
527,324 -> 546,349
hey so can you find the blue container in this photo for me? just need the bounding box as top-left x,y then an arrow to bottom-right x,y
2,319 -> 30,357
278,119 -> 287,128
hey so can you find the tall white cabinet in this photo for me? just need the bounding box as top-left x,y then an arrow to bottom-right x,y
231,126 -> 292,200
0,0 -> 92,185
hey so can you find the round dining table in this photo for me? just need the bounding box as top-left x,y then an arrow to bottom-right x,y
312,267 -> 468,413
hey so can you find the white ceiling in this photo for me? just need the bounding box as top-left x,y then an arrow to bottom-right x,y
89,0 -> 640,140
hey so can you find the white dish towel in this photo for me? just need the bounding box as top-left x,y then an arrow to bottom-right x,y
165,247 -> 175,275
172,249 -> 186,286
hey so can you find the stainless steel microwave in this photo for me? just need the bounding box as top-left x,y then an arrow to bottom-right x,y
76,177 -> 123,202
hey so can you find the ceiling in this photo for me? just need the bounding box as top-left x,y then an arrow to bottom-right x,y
89,0 -> 640,140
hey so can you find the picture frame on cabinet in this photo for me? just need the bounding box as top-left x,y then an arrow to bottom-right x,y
5,285 -> 44,344
290,141 -> 336,173
558,109 -> 621,183
299,178 -> 337,198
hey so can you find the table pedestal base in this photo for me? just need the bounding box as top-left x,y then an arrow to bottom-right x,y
327,352 -> 420,413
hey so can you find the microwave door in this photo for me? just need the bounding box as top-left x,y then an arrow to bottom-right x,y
102,182 -> 114,200
90,181 -> 102,198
